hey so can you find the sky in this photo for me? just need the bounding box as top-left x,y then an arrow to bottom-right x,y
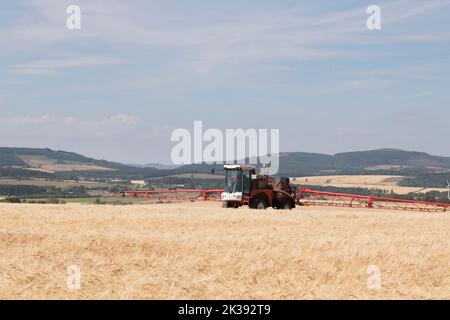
1,0 -> 450,164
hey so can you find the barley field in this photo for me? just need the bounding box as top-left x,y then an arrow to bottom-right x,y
20,156 -> 114,172
0,202 -> 449,299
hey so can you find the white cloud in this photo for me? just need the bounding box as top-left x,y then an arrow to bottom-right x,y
11,56 -> 124,75
63,116 -> 77,124
6,114 -> 55,125
0,0 -> 444,79
3,0 -> 448,76
1,1 -> 449,162
105,114 -> 140,126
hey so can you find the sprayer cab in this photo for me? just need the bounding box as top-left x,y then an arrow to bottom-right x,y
221,164 -> 296,210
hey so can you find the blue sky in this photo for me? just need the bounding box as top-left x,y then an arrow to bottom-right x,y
1,0 -> 450,163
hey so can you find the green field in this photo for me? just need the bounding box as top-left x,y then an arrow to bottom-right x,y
0,178 -> 110,188
21,196 -> 149,205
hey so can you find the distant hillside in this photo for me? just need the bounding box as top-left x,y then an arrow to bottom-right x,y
175,149 -> 450,178
0,147 -> 175,179
334,149 -> 450,169
1,147 -> 450,186
0,147 -> 128,171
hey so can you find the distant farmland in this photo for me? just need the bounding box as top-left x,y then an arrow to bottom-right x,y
293,175 -> 448,195
0,178 -> 109,189
20,156 -> 115,173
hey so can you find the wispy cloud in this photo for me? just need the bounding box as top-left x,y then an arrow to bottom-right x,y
0,114 -> 142,135
4,0 -> 448,75
385,0 -> 450,23
11,56 -> 124,75
398,31 -> 450,42
2,1 -> 449,92
1,1 -> 450,160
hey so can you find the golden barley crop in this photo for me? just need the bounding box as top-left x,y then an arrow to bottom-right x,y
0,202 -> 449,299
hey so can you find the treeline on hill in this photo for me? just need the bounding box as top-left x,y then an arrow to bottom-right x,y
0,152 -> 27,166
0,185 -> 90,198
0,185 -> 88,198
0,185 -> 47,196
399,173 -> 450,188
0,183 -> 127,197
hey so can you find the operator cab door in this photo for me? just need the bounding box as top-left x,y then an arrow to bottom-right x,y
225,169 -> 243,194
242,170 -> 251,194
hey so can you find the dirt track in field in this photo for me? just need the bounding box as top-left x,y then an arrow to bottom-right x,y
0,202 -> 449,299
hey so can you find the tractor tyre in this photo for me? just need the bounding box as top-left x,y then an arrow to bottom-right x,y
250,197 -> 267,210
281,198 -> 295,210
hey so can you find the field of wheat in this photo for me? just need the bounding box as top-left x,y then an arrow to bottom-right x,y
0,202 -> 449,299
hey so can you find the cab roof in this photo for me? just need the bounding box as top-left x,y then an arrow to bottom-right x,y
224,164 -> 256,170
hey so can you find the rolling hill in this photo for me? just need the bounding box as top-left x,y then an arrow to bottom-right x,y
175,149 -> 450,177
1,147 -> 450,186
0,147 -> 175,179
